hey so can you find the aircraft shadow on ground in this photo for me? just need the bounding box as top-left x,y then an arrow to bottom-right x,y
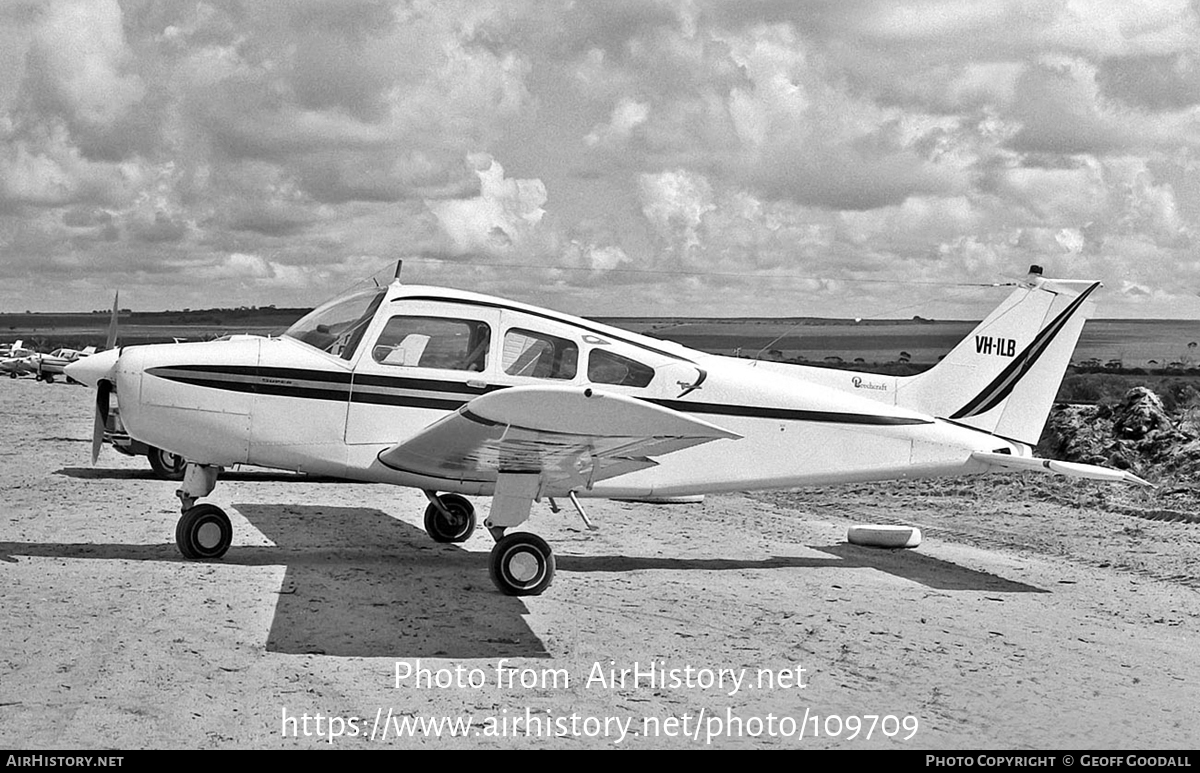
55,467 -> 359,484
0,504 -> 549,659
556,544 -> 1047,593
233,504 -> 549,659
809,543 -> 1047,593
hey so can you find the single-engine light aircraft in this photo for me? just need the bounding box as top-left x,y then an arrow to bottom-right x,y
1,340 -> 36,378
21,346 -> 97,382
66,265 -> 1149,595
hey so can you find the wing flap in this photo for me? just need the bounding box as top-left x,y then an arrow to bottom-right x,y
970,451 -> 1153,487
378,385 -> 740,488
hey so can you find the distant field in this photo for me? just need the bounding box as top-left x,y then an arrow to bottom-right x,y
611,318 -> 1200,370
3,308 -> 1199,371
0,307 -> 305,350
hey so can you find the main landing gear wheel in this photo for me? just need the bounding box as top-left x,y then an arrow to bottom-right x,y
176,504 -> 233,560
148,447 -> 187,481
424,494 -> 476,543
489,532 -> 555,596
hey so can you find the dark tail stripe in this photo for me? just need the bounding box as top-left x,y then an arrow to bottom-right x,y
951,282 -> 1099,420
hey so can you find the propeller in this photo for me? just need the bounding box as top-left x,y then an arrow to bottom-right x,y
66,291 -> 121,465
106,291 -> 119,350
92,379 -> 112,464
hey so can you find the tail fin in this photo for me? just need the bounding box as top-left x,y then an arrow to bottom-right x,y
895,266 -> 1100,444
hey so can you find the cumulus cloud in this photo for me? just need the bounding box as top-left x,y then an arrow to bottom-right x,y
199,252 -> 309,289
427,155 -> 550,257
638,168 -> 715,265
22,0 -> 145,132
584,98 -> 651,148
0,129 -> 138,209
1,1 -> 1200,316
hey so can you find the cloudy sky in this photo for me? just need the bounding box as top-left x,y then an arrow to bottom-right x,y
2,0 -> 1199,319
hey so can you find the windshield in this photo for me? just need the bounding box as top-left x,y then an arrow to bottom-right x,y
283,287 -> 386,360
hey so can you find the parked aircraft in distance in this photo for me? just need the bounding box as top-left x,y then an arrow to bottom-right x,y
20,346 -> 97,382
1,340 -> 36,378
66,265 -> 1149,596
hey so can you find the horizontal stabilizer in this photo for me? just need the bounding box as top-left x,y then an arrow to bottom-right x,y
378,385 -> 740,490
970,451 -> 1153,488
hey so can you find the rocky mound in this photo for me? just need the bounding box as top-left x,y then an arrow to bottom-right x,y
1039,386 -> 1200,478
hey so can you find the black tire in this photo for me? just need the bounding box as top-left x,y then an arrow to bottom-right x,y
147,447 -> 187,481
489,532 -> 555,596
176,504 -> 232,560
423,494 -> 476,543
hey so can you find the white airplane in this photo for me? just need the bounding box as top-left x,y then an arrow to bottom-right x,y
20,346 -> 98,382
1,340 -> 36,378
66,265 -> 1149,595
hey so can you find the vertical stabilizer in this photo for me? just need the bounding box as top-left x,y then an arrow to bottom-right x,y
894,267 -> 1099,444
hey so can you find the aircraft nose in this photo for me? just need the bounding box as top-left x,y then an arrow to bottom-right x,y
65,348 -> 119,387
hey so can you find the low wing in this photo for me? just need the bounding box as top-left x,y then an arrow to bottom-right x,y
971,451 -> 1153,487
378,385 -> 740,491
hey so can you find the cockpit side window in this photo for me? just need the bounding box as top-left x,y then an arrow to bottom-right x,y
587,349 -> 655,388
503,328 -> 578,380
372,316 -> 491,371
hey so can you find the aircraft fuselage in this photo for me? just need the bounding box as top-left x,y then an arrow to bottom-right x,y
111,284 -> 1018,500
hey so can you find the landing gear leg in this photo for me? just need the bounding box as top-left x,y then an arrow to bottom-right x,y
174,464 -> 231,560
176,463 -> 220,512
483,473 -> 554,595
484,519 -> 506,542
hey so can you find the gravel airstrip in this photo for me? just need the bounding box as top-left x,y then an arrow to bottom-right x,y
2,378 -> 1198,749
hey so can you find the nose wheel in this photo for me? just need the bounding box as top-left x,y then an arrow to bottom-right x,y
489,532 -> 555,596
174,463 -> 229,560
176,504 -> 232,560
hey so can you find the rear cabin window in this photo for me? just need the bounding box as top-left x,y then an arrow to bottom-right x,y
372,317 -> 491,371
587,349 -> 655,387
502,328 -> 578,380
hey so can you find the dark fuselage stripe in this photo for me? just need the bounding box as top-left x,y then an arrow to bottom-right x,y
145,367 -> 931,426
648,398 -> 929,425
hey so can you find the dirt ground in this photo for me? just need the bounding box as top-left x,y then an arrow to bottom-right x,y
1,377 -> 1198,749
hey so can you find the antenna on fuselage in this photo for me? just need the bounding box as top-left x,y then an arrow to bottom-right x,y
394,259 -> 403,281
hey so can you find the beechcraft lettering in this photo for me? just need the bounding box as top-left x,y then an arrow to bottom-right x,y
975,336 -> 1017,357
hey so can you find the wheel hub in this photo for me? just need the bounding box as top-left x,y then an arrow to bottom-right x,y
507,550 -> 540,583
196,522 -> 223,550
